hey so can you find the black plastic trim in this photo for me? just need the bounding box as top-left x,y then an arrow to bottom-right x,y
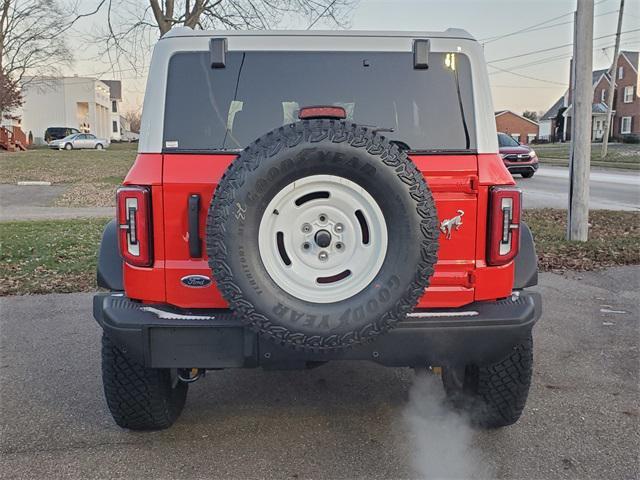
96,219 -> 124,291
188,194 -> 202,258
514,221 -> 538,289
209,37 -> 227,68
507,163 -> 539,173
413,39 -> 430,69
94,291 -> 541,369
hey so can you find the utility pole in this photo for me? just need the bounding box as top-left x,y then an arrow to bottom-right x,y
601,0 -> 625,158
567,0 -> 594,242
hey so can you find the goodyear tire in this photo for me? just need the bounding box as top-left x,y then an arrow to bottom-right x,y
442,335 -> 534,428
207,120 -> 439,352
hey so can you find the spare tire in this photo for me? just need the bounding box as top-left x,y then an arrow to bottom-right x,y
207,119 -> 439,351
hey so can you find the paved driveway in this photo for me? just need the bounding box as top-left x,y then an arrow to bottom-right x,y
1,267 -> 638,479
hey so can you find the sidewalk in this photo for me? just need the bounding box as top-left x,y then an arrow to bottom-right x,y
0,206 -> 114,221
0,184 -> 113,221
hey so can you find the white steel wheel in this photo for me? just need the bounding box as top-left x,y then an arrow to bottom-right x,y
258,175 -> 388,303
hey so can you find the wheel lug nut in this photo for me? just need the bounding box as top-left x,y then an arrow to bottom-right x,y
319,214 -> 327,223
302,242 -> 311,250
335,242 -> 344,250
301,223 -> 312,233
318,251 -> 328,262
334,223 -> 344,233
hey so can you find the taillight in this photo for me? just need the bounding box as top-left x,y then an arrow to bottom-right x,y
117,186 -> 153,267
298,106 -> 347,120
487,186 -> 521,266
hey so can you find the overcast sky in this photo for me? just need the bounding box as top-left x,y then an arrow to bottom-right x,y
65,0 -> 640,115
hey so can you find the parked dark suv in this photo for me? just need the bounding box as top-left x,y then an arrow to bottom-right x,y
498,132 -> 539,178
44,127 -> 80,143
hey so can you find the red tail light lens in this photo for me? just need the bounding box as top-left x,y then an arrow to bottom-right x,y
488,186 -> 521,266
117,186 -> 153,267
298,106 -> 347,120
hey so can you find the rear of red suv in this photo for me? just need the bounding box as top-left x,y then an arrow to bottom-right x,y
94,29 -> 541,431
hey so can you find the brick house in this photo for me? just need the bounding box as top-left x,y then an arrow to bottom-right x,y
539,51 -> 639,142
494,110 -> 539,143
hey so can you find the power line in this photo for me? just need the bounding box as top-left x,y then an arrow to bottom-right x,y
486,36 -> 639,88
487,37 -> 639,74
480,11 -> 574,43
479,0 -> 612,44
486,28 -> 640,63
487,64 -> 567,86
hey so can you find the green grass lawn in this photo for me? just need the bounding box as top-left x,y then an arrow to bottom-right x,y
0,143 -> 137,207
0,218 -> 110,295
533,142 -> 640,169
1,210 -> 638,296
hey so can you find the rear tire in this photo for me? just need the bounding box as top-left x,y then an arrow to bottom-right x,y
521,171 -> 534,178
442,335 -> 533,428
101,334 -> 188,430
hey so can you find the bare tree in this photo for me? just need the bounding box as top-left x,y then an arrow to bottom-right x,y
95,0 -> 356,72
0,0 -> 104,84
522,110 -> 538,122
123,108 -> 141,133
0,0 -> 105,119
0,69 -> 21,119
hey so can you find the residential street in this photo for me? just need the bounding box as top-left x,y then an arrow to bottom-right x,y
1,267 -> 638,479
1,164 -> 638,221
517,165 -> 640,211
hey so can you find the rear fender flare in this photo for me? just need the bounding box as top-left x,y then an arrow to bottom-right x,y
514,221 -> 538,289
97,219 -> 124,291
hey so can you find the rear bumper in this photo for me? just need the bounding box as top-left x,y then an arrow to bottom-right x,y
505,161 -> 539,174
93,292 -> 541,369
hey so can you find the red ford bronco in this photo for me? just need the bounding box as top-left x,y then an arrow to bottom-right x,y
94,29 -> 541,430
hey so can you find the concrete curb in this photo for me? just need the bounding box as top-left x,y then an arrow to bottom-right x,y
16,181 -> 52,186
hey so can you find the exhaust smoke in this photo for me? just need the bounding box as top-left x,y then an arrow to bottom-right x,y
403,371 -> 494,480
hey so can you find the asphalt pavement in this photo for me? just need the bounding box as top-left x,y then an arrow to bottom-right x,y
517,165 -> 639,211
1,267 -> 638,479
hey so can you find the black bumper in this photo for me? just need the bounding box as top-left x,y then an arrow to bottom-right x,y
506,162 -> 539,174
93,292 -> 541,369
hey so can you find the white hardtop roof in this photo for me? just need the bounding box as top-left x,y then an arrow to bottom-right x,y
139,26 -> 497,153
162,27 -> 476,41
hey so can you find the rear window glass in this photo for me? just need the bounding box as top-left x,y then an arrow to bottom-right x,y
163,50 -> 476,152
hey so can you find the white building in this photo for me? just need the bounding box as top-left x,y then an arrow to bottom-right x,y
102,80 -> 122,141
21,76 -> 112,144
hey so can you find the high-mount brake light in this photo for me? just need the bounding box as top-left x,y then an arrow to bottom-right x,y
117,186 -> 153,267
487,186 -> 521,266
298,106 -> 347,120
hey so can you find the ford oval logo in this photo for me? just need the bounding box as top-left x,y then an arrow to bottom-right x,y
180,275 -> 212,288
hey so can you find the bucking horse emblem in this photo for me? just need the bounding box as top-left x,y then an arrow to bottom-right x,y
440,210 -> 464,240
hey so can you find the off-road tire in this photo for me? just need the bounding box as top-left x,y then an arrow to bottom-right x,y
207,119 -> 439,352
101,334 -> 188,430
442,335 -> 533,428
521,171 -> 534,178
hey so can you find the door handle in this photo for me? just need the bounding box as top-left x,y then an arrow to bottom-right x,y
188,194 -> 202,258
